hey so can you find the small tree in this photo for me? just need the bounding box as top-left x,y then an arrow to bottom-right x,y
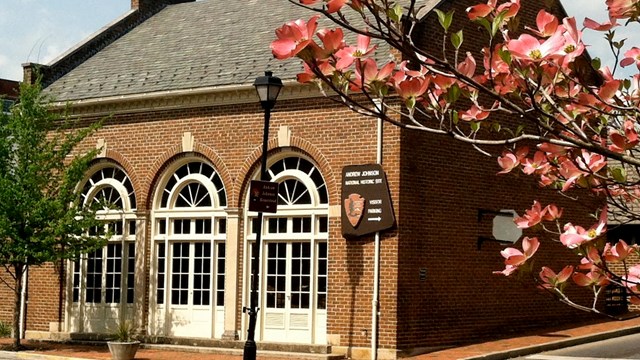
0,82 -> 108,349
272,0 -> 640,314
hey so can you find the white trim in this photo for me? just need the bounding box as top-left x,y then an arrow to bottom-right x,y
51,81 -> 324,116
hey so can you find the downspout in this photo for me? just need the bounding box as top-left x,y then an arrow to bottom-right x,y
58,255 -> 65,333
19,266 -> 28,339
371,108 -> 383,360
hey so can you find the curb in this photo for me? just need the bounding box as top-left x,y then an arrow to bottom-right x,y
462,324 -> 640,360
0,352 -> 89,360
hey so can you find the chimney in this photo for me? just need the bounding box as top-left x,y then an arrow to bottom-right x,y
131,0 -> 194,12
131,0 -> 156,11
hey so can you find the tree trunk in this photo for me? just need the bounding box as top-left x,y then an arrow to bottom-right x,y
12,264 -> 23,350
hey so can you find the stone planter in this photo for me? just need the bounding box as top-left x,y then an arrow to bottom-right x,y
107,341 -> 140,360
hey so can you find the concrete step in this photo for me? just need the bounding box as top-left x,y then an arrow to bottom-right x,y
141,343 -> 345,360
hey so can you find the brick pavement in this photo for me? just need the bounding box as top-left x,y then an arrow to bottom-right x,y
1,316 -> 640,360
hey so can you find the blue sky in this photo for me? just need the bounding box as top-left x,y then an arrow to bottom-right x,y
0,0 -> 130,81
0,1 -> 636,81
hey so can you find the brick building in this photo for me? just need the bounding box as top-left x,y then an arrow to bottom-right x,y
0,0 -> 603,358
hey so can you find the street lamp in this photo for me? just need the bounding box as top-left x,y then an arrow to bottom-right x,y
243,71 -> 283,360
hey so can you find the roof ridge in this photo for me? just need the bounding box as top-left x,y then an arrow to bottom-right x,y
23,1 -> 182,87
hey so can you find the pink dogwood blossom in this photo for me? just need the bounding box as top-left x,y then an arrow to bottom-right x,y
560,209 -> 606,249
583,16 -> 619,31
621,47 -> 640,69
539,266 -> 573,289
335,34 -> 377,70
300,0 -> 348,13
603,240 -> 632,262
606,0 -> 640,19
460,104 -> 490,121
271,16 -> 319,60
495,237 -> 540,276
572,269 -> 609,287
515,201 -> 544,228
507,32 -> 564,62
526,10 -> 559,38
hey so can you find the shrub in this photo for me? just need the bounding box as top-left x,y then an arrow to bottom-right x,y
0,321 -> 11,338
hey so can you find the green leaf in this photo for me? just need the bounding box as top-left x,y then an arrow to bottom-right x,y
591,57 -> 601,70
435,9 -> 454,32
492,122 -> 501,132
515,124 -> 525,136
611,167 -> 627,183
406,97 -> 416,109
475,17 -> 492,35
491,11 -> 508,37
451,30 -> 464,49
606,31 -> 616,41
498,48 -> 512,65
614,38 -> 626,49
447,84 -> 461,103
0,81 -> 106,269
470,121 -> 480,132
388,4 -> 403,23
452,110 -> 459,124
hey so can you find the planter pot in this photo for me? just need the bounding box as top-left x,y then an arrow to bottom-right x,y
107,341 -> 140,360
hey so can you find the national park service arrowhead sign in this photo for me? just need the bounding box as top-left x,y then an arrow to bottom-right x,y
341,164 -> 395,238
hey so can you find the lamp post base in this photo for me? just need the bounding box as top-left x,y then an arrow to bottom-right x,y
243,339 -> 257,360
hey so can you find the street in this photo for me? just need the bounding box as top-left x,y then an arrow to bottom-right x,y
512,332 -> 640,359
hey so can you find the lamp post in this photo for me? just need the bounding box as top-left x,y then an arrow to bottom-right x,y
244,71 -> 283,360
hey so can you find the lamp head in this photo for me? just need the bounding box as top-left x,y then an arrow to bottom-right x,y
253,71 -> 283,110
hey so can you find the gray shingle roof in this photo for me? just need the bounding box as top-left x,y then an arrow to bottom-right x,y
45,0 -> 438,102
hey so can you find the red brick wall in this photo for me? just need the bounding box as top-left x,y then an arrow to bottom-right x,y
30,96 -> 402,351
395,0 -> 599,350
609,252 -> 640,312
25,264 -> 64,332
396,128 -> 599,349
0,264 -> 64,333
0,268 -> 15,327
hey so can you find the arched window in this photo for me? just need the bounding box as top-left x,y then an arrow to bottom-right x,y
69,164 -> 137,333
245,155 -> 329,344
80,166 -> 136,210
159,161 -> 226,209
151,159 -> 227,339
268,156 -> 328,206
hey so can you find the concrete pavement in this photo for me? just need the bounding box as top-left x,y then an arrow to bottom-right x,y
1,316 -> 640,360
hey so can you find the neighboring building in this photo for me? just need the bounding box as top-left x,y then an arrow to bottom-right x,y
4,0 -> 603,358
0,79 -> 19,113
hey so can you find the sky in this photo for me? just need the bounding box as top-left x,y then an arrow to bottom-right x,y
0,0 -> 130,81
0,1 -> 637,82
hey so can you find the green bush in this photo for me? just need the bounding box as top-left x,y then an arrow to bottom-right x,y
0,321 -> 11,338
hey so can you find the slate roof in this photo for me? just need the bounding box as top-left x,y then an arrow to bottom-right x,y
45,0 -> 439,102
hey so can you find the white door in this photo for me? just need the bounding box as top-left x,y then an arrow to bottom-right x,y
262,242 -> 313,343
69,242 -> 135,333
168,242 -> 212,338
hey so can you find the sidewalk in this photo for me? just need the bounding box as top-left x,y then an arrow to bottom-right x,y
2,316 -> 640,360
